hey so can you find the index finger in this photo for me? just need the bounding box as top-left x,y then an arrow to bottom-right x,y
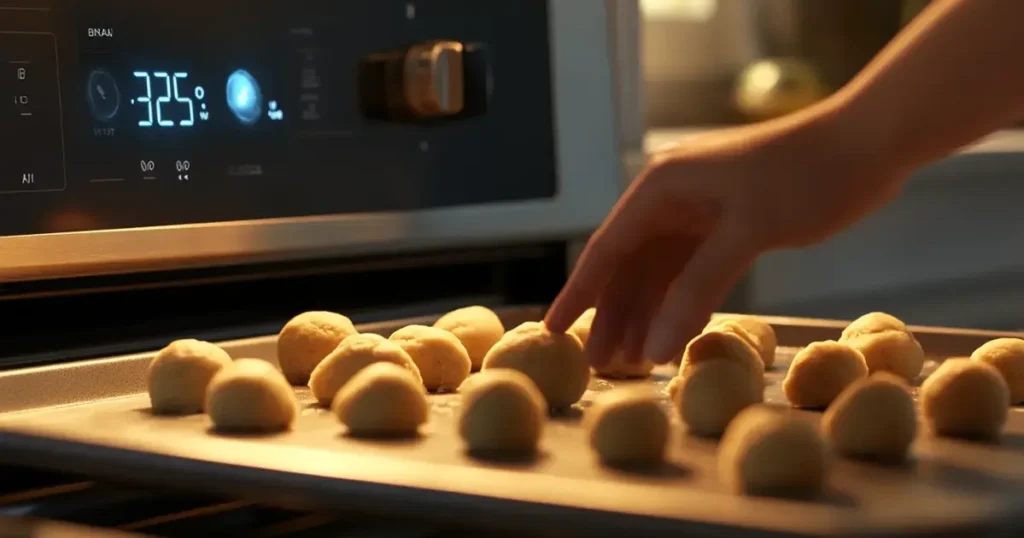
544,181 -> 657,332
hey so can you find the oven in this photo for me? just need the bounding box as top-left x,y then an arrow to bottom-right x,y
0,1 -> 626,535
4,3 -> 1024,538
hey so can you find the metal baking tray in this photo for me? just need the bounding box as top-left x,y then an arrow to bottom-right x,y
1,307 -> 1024,537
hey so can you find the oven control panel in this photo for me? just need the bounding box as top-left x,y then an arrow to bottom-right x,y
0,0 -> 556,236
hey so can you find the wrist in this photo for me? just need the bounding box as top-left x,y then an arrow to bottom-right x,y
794,93 -> 913,191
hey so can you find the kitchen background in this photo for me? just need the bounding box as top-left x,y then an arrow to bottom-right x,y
610,0 -> 1024,330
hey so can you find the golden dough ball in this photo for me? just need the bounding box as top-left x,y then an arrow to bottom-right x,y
206,359 -> 298,433
783,341 -> 868,409
718,405 -> 829,498
308,334 -> 422,406
705,315 -> 777,368
674,359 -> 763,437
277,311 -> 358,385
586,387 -> 669,465
389,325 -> 471,392
822,373 -> 917,462
971,338 -> 1024,404
332,362 -> 428,437
569,308 -> 654,379
458,369 -> 546,452
433,306 -> 505,371
679,330 -> 764,391
147,339 -> 233,415
843,330 -> 925,382
840,312 -> 907,341
481,321 -> 589,409
920,358 -> 1009,440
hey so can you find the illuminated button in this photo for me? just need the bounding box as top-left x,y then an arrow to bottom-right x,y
225,69 -> 262,126
86,69 -> 121,122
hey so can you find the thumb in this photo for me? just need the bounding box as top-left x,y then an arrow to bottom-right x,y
642,224 -> 757,363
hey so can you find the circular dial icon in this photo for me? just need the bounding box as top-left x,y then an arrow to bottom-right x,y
86,69 -> 121,122
225,69 -> 262,126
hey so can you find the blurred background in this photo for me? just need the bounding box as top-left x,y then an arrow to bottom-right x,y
609,0 -> 1024,330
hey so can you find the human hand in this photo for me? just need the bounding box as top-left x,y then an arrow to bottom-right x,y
545,111 -> 909,366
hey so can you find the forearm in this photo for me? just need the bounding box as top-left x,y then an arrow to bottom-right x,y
827,0 -> 1024,176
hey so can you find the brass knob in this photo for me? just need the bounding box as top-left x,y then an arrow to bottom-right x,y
402,41 -> 464,117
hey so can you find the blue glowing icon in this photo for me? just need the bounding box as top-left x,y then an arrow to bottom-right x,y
268,100 -> 283,121
226,69 -> 262,125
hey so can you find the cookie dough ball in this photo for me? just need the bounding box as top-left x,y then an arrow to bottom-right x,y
389,325 -> 471,392
309,334 -> 422,406
705,315 -> 777,368
482,321 -> 589,409
569,308 -> 654,379
206,359 -> 298,433
674,359 -> 763,437
332,362 -> 428,437
458,369 -> 546,452
971,338 -> 1024,404
277,311 -> 358,385
920,359 -> 1009,440
433,306 -> 505,371
718,406 -> 829,498
783,341 -> 868,409
822,373 -> 917,462
680,329 -> 765,391
841,312 -> 907,340
147,339 -> 233,415
587,387 -> 669,465
839,312 -> 924,381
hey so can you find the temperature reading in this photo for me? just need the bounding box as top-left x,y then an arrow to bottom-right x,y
132,71 -> 206,128
140,160 -> 155,172
175,160 -> 190,172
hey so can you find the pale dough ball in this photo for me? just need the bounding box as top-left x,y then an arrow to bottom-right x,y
783,341 -> 868,409
569,308 -> 654,379
433,306 -> 505,371
839,312 -> 924,381
705,315 -> 777,368
309,334 -> 422,406
389,325 -> 471,392
147,339 -> 233,415
679,329 -> 765,391
458,369 -> 546,452
332,362 -> 428,437
674,359 -> 763,437
586,387 -> 669,465
971,338 -> 1024,404
206,359 -> 298,433
840,312 -> 907,340
920,358 -> 1009,440
718,405 -> 829,498
822,373 -> 917,462
481,321 -> 589,409
277,311 -> 358,385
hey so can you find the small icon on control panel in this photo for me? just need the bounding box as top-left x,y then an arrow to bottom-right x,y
22,173 -> 35,185
268,100 -> 283,121
86,69 -> 121,122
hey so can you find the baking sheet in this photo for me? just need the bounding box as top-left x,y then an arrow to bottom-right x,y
1,308 -> 1024,537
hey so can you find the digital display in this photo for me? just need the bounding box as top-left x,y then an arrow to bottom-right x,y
0,0 -> 558,237
130,71 -> 202,128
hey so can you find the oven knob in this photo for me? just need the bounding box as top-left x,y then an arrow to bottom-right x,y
402,40 -> 464,117
359,40 -> 478,121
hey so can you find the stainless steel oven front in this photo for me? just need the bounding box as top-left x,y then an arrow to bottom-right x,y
0,0 -> 626,282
